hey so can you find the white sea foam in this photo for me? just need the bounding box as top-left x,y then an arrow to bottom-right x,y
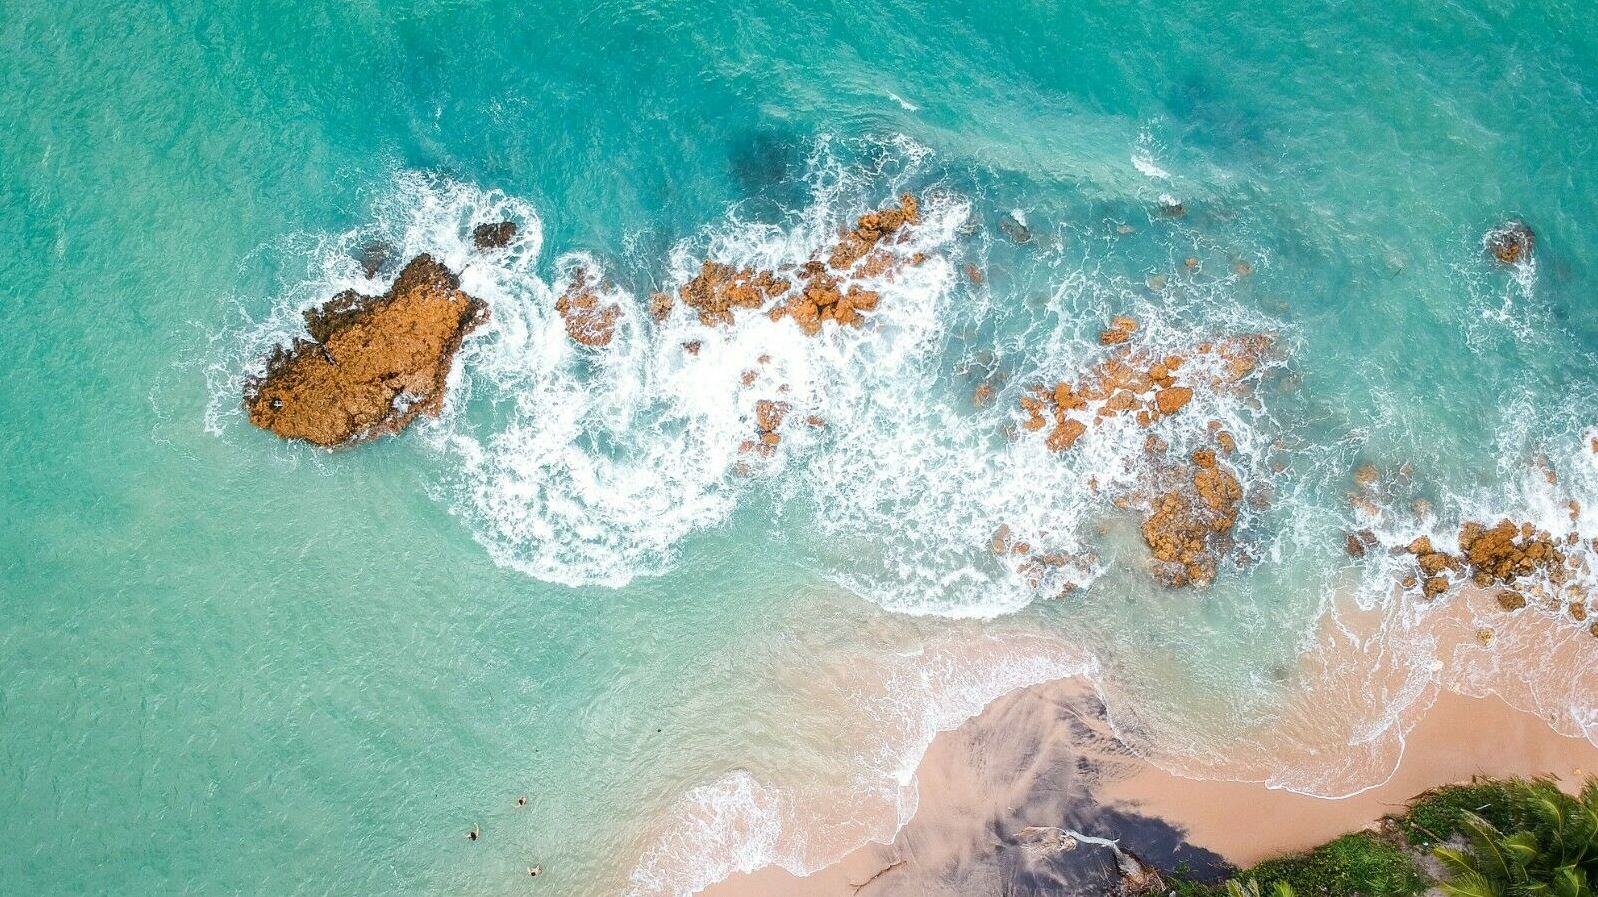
886,91 -> 919,111
210,143 -> 1292,612
625,771 -> 789,897
1132,152 -> 1170,179
1132,125 -> 1172,179
415,139 -> 969,587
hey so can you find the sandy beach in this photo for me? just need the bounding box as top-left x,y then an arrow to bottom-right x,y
699,675 -> 1598,897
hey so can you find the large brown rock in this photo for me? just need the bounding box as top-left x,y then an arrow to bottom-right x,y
243,255 -> 489,447
1154,386 -> 1193,415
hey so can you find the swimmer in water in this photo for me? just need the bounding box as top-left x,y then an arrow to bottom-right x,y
467,824 -> 479,841
516,795 -> 527,807
528,866 -> 542,878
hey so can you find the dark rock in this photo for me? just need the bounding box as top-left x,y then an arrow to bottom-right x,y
1486,220 -> 1534,265
356,242 -> 390,279
998,211 -> 1032,244
472,220 -> 518,250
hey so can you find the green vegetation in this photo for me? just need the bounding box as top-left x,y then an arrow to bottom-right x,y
1224,879 -> 1295,897
1244,834 -> 1425,897
1168,778 -> 1598,897
1431,779 -> 1598,897
1401,780 -> 1521,847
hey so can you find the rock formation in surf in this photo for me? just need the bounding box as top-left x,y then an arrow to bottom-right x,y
656,193 -> 921,335
1382,519 -> 1596,632
743,399 -> 789,456
1017,316 -> 1270,455
997,317 -> 1273,589
472,220 -> 518,250
1140,447 -> 1244,588
243,254 -> 489,447
555,268 -> 623,348
675,262 -> 790,327
1486,220 -> 1534,265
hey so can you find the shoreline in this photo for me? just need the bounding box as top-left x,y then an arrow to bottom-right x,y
696,678 -> 1598,897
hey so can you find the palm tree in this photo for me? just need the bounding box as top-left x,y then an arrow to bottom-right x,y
1434,779 -> 1598,897
1225,878 -> 1295,897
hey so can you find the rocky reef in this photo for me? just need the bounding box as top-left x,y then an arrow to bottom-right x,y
653,193 -> 921,336
1018,316 -> 1269,455
1486,220 -> 1534,265
1140,447 -> 1245,588
1395,520 -> 1594,632
1002,318 -> 1273,589
672,262 -> 790,327
243,255 -> 489,447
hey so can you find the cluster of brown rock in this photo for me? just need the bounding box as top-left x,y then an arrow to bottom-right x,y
651,194 -> 921,337
669,262 -> 790,327
1139,446 -> 1245,587
746,399 -> 788,457
1389,521 -> 1595,631
555,268 -> 622,348
244,255 -> 490,447
990,524 -> 1089,594
730,392 -> 827,476
996,318 -> 1274,589
1016,316 -> 1266,454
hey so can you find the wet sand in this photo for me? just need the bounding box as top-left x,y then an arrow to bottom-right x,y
698,678 -> 1597,897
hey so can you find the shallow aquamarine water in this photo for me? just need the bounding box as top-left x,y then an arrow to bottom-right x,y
5,2 -> 1598,895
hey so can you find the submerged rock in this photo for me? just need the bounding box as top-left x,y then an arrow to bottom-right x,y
243,255 -> 489,447
1497,589 -> 1526,611
1345,529 -> 1377,558
1486,220 -> 1534,265
472,220 -> 518,250
356,241 -> 390,279
998,211 -> 1032,244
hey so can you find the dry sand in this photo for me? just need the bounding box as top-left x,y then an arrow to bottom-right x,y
1101,689 -> 1596,866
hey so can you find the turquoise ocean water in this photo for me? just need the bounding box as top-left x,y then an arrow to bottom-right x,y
5,1 -> 1598,894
